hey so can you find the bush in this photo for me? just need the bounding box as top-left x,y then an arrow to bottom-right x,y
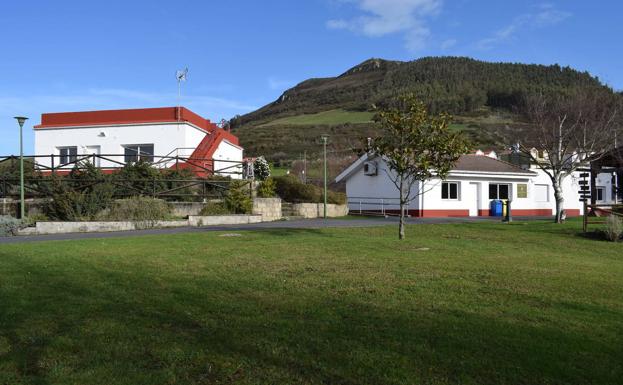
253,156 -> 271,181
274,175 -> 321,203
199,201 -> 231,216
0,216 -> 26,236
44,163 -> 114,221
105,197 -> 172,227
257,177 -> 277,198
325,190 -> 347,205
604,215 -> 623,242
224,181 -> 252,214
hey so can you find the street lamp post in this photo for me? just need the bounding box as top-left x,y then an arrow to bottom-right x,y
321,135 -> 329,219
14,116 -> 28,219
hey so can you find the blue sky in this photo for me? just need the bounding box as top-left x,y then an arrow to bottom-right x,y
1,0 -> 622,154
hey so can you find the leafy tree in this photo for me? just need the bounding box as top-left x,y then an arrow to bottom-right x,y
368,95 -> 468,240
515,89 -> 621,223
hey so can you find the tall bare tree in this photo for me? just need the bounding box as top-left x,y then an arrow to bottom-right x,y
368,95 -> 468,240
516,89 -> 620,223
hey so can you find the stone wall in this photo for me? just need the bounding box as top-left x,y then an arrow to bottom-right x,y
0,199 -> 47,217
252,198 -> 282,221
291,203 -> 348,218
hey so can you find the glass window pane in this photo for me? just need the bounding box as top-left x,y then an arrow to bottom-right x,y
499,184 -> 509,200
450,183 -> 458,199
124,146 -> 139,163
489,184 -> 497,199
442,183 -> 448,199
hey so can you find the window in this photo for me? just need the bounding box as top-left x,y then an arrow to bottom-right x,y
58,146 -> 78,164
442,182 -> 459,200
123,144 -> 154,163
516,184 -> 528,199
596,187 -> 605,201
534,184 -> 549,202
489,183 -> 510,200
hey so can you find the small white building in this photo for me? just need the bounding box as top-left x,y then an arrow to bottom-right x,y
335,153 -> 610,217
33,107 -> 243,178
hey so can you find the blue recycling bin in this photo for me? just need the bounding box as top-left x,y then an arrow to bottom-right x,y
490,200 -> 503,217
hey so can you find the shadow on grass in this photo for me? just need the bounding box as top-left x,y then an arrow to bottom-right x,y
0,254 -> 621,385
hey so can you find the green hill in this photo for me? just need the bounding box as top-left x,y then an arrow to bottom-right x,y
232,57 -> 612,160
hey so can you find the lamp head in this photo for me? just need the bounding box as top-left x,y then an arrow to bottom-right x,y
14,116 -> 28,128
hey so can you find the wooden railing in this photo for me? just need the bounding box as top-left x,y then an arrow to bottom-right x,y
583,203 -> 623,232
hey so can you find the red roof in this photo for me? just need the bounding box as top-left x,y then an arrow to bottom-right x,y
34,106 -> 217,132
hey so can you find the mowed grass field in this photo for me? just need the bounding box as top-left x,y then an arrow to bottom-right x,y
0,221 -> 622,384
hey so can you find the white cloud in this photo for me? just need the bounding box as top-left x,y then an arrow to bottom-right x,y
476,3 -> 571,50
326,0 -> 442,52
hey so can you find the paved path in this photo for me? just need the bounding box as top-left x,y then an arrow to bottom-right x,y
0,216 -> 553,244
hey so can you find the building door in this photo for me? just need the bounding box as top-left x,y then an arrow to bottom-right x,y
85,146 -> 101,167
469,182 -> 481,217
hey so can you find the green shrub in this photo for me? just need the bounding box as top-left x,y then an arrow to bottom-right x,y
105,197 -> 172,227
44,163 -> 114,221
604,215 -> 623,242
274,175 -> 321,203
199,201 -> 231,216
0,216 -> 26,236
224,181 -> 252,214
325,190 -> 347,205
257,177 -> 277,198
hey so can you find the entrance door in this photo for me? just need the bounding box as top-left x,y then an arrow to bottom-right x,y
85,146 -> 101,167
469,182 -> 481,217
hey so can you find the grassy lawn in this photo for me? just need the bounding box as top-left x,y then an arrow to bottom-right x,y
0,221 -> 622,384
261,109 -> 374,126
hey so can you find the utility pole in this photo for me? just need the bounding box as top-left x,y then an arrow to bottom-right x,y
303,150 -> 307,184
321,135 -> 329,219
14,116 -> 28,219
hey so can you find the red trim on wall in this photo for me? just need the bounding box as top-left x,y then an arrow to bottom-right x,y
358,208 -> 581,218
34,107 -> 215,132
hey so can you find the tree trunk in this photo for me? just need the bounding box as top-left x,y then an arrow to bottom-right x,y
399,199 -> 405,240
399,175 -> 405,240
553,179 -> 565,224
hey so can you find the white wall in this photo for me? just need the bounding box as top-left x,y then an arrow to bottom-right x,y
34,122 -> 207,169
213,140 -> 244,179
344,157 -> 599,216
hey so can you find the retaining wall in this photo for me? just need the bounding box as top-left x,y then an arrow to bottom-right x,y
291,203 -> 349,218
188,215 -> 263,226
252,198 -> 282,221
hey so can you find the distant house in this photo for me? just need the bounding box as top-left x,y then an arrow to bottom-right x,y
34,107 -> 243,178
336,153 -> 595,217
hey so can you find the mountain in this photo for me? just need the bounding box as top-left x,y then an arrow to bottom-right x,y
231,57 -> 611,161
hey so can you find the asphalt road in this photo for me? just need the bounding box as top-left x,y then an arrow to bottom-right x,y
0,216 -> 552,244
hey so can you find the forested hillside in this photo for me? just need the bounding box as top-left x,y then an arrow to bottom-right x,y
231,57 -> 614,160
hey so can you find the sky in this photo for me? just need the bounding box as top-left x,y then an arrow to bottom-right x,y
1,0 -> 622,154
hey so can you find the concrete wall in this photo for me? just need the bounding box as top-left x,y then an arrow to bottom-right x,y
188,215 -> 262,226
33,220 -> 189,235
34,122 -> 207,169
252,198 -> 282,221
169,202 -> 206,218
291,203 -> 349,218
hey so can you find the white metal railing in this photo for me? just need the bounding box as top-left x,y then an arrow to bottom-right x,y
347,197 -> 409,217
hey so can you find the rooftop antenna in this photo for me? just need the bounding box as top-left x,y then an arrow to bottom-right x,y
176,67 -> 188,121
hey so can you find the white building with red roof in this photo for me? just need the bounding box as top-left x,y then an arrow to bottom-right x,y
34,107 -> 243,178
